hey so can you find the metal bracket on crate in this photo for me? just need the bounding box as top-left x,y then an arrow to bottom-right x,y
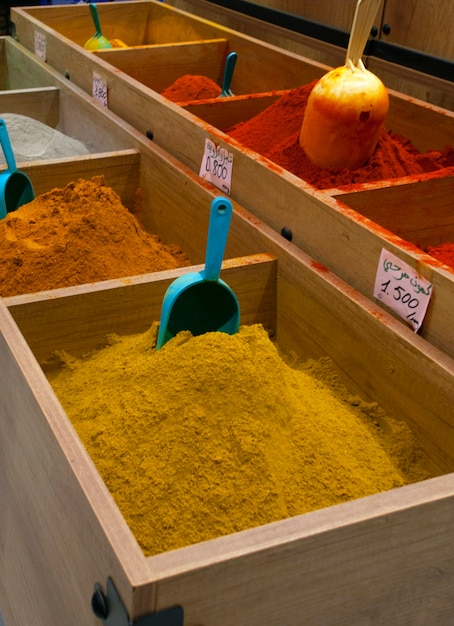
91,577 -> 184,626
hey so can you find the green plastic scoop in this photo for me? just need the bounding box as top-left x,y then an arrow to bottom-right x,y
0,118 -> 35,220
219,52 -> 237,97
84,3 -> 112,50
157,196 -> 240,349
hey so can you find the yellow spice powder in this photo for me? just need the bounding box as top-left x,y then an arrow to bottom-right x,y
45,324 -> 432,556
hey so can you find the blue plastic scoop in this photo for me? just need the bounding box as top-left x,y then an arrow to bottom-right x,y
0,118 -> 35,220
157,196 -> 240,349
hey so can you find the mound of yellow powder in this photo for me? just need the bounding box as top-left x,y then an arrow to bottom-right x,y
46,324 -> 432,556
0,176 -> 190,297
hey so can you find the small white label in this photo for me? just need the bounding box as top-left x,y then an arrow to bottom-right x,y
373,248 -> 433,332
92,72 -> 108,108
199,138 -> 233,195
34,31 -> 46,61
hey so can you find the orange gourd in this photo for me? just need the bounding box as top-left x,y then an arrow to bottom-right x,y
299,62 -> 389,170
299,0 -> 389,171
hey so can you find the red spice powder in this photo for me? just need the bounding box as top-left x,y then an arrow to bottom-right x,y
226,81 -> 454,190
161,75 -> 221,102
425,243 -> 454,271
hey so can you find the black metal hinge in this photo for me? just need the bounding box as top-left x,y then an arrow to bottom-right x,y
91,578 -> 184,626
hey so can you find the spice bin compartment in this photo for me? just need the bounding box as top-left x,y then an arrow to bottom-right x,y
93,40 -> 237,96
11,0 -> 225,49
332,175 -> 454,252
0,85 -> 130,160
2,175 -> 454,624
92,40 -> 309,98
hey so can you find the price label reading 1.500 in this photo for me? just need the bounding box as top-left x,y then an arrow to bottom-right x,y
373,248 -> 433,332
199,139 -> 233,194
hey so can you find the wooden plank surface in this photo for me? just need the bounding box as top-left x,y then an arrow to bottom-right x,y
181,92 -> 285,130
335,175 -> 454,248
149,476 -> 454,625
368,57 -> 454,113
232,0 -> 363,31
385,88 -> 454,153
0,36 -> 56,89
16,150 -> 141,208
0,86 -> 60,127
382,0 -> 454,61
166,0 -> 347,68
0,300 -> 150,626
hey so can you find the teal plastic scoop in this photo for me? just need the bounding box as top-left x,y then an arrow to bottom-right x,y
219,52 -> 237,97
157,196 -> 240,349
0,118 -> 35,220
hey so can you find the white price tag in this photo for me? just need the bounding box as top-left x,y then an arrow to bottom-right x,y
34,30 -> 46,61
92,72 -> 108,108
199,138 -> 233,194
373,248 -> 433,332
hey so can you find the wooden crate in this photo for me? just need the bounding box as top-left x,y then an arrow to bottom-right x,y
1,139 -> 454,624
1,31 -> 454,625
9,4 -> 454,362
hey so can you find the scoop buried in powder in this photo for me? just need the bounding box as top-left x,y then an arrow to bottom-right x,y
299,0 -> 389,170
157,196 -> 240,349
84,3 -> 127,50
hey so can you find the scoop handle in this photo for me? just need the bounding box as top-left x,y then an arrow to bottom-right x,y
203,196 -> 233,281
89,2 -> 103,37
0,118 -> 17,174
221,52 -> 237,96
346,0 -> 381,69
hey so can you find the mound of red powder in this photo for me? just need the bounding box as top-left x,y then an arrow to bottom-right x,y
226,82 -> 454,190
161,75 -> 221,102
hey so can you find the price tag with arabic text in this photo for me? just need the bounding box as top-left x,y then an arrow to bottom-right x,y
34,30 -> 46,61
373,248 -> 432,332
199,138 -> 233,194
92,72 -> 108,108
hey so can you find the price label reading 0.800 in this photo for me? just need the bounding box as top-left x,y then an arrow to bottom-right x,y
199,139 -> 233,195
373,248 -> 433,332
